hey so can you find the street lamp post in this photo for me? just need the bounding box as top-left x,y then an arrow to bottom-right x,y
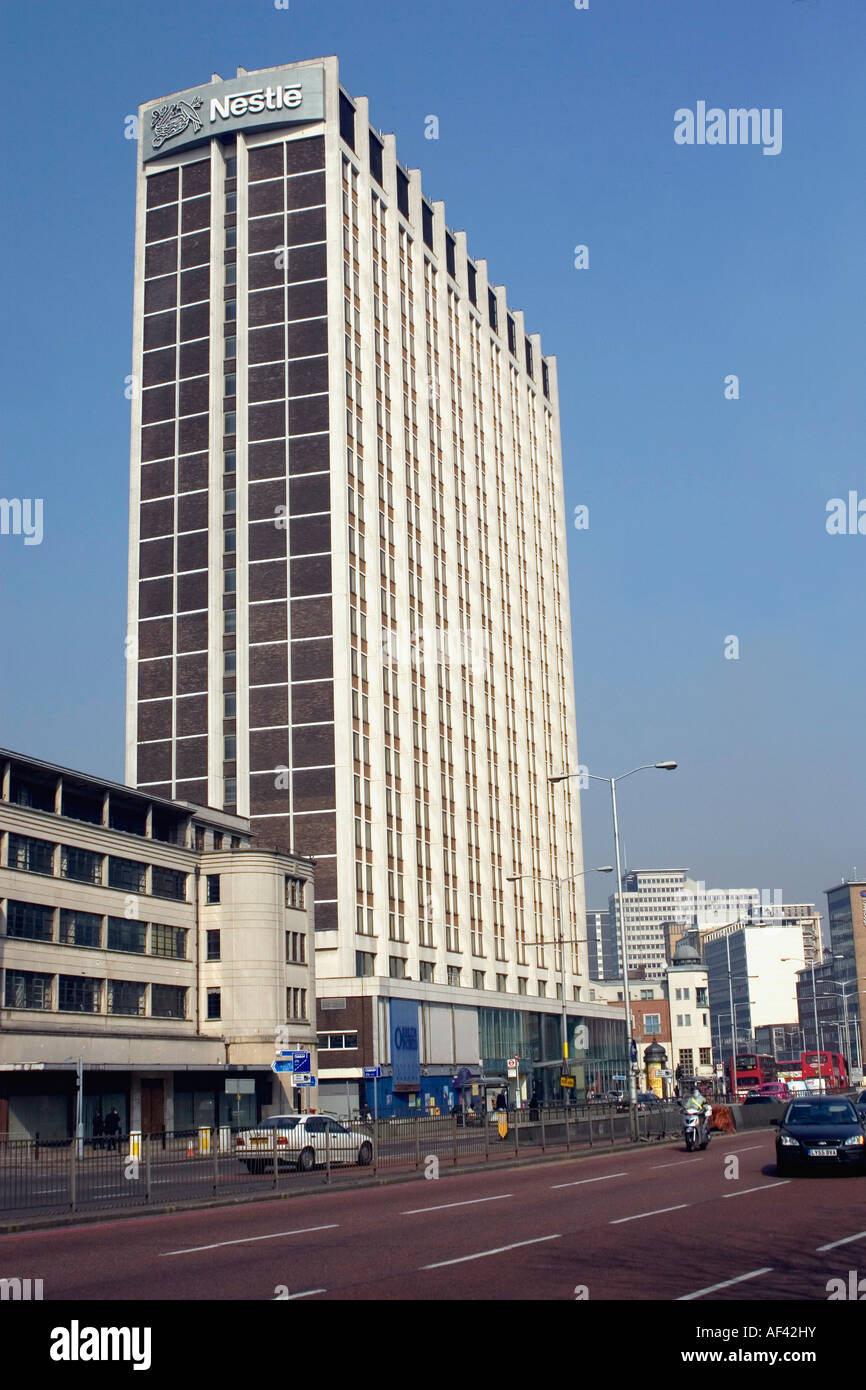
550,761 -> 677,1140
506,867 -> 613,1092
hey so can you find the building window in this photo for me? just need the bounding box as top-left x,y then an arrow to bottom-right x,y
389,956 -> 407,979
61,845 -> 103,885
676,1013 -> 692,1028
108,856 -> 147,894
538,980 -> 547,997
151,865 -> 187,900
152,984 -> 187,1019
108,979 -> 146,1017
206,874 -> 220,904
699,1047 -> 712,1066
696,987 -> 708,1006
339,91 -> 355,149
287,986 -> 307,1020
488,287 -> 498,332
639,989 -> 653,1000
317,1032 -> 359,1050
496,973 -> 507,993
207,989 -> 221,1020
286,931 -> 306,964
4,969 -> 52,1010
224,611 -> 236,638
517,977 -> 528,995
60,975 -> 101,1013
151,924 -> 187,959
369,130 -> 384,186
447,965 -> 461,987
106,917 -> 147,954
355,951 -> 375,978
6,900 -> 54,942
644,1013 -> 661,1034
224,778 -> 237,803
419,961 -> 434,983
678,1048 -> 694,1072
58,909 -> 102,948
507,315 -> 516,355
285,876 -> 306,909
7,834 -> 55,876
206,929 -> 221,961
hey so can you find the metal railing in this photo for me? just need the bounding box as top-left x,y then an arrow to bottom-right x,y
0,1103 -> 684,1220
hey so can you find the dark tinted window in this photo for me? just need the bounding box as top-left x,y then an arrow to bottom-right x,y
467,261 -> 477,306
422,202 -> 434,250
339,92 -> 355,150
369,131 -> 384,187
507,315 -> 516,355
396,168 -> 409,218
445,233 -> 456,279
488,288 -> 498,332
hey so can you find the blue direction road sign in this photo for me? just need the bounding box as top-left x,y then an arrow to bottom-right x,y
291,1051 -> 311,1073
363,1066 -> 382,1080
271,1060 -> 295,1073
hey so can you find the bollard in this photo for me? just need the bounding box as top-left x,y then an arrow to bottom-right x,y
198,1126 -> 211,1156
129,1129 -> 142,1160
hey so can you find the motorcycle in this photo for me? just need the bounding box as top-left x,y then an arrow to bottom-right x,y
683,1110 -> 710,1152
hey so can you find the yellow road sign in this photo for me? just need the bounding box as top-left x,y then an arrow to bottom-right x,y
560,1076 -> 575,1088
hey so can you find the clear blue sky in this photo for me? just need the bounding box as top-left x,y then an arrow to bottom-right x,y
0,0 -> 863,921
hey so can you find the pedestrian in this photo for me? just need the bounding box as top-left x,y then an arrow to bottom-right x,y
92,1109 -> 104,1151
529,1088 -> 540,1120
495,1090 -> 507,1112
104,1107 -> 121,1152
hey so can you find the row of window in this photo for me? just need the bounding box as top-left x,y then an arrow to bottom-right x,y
356,951 -> 567,998
5,834 -> 187,900
4,969 -> 186,1018
339,101 -> 551,398
4,901 -> 188,957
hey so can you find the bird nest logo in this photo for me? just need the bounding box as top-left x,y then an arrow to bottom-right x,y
151,96 -> 204,149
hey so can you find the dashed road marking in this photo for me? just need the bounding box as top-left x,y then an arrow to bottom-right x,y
402,1194 -> 513,1215
161,1224 -> 339,1256
550,1172 -> 627,1189
421,1234 -> 561,1269
610,1203 -> 689,1224
678,1267 -> 773,1300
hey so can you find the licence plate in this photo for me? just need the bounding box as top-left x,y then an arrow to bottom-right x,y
808,1148 -> 837,1157
251,1137 -> 267,1146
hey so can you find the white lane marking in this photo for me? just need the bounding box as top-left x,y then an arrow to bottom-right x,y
610,1203 -> 689,1225
722,1182 -> 790,1199
678,1267 -> 773,1301
421,1234 -> 561,1269
403,1193 -> 512,1215
650,1160 -> 702,1170
277,1288 -> 326,1300
161,1224 -> 338,1256
551,1172 -> 627,1189
816,1230 -> 866,1253
722,1144 -> 764,1154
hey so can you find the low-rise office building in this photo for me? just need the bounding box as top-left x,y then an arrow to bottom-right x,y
0,748 -> 315,1139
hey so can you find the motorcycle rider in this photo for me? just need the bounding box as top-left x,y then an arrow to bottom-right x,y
682,1086 -> 712,1145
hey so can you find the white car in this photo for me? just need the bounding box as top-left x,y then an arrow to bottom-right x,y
235,1114 -> 373,1173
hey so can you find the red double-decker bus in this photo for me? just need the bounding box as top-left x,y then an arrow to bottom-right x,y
801,1051 -> 848,1090
730,1053 -> 777,1098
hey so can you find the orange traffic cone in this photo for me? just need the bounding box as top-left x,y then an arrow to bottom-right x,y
187,1139 -> 195,1157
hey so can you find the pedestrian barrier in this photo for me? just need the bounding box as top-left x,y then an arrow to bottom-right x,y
0,1102 -> 688,1221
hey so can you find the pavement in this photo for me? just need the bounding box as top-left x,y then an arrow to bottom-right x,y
3,1127 -> 865,1301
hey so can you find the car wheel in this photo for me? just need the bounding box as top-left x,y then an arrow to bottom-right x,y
357,1141 -> 373,1166
297,1146 -> 315,1172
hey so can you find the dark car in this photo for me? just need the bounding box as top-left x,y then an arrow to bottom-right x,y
857,1090 -> 866,1122
617,1091 -> 664,1112
774,1097 -> 866,1175
743,1093 -> 777,1106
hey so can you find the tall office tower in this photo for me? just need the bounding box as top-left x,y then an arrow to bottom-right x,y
126,59 -> 591,1104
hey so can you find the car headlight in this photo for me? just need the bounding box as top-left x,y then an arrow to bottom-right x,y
844,1134 -> 865,1147
779,1133 -> 799,1147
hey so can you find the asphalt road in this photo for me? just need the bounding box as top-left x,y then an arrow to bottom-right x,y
3,1128 -> 864,1301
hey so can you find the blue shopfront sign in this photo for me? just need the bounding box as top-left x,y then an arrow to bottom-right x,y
390,999 -> 420,1089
